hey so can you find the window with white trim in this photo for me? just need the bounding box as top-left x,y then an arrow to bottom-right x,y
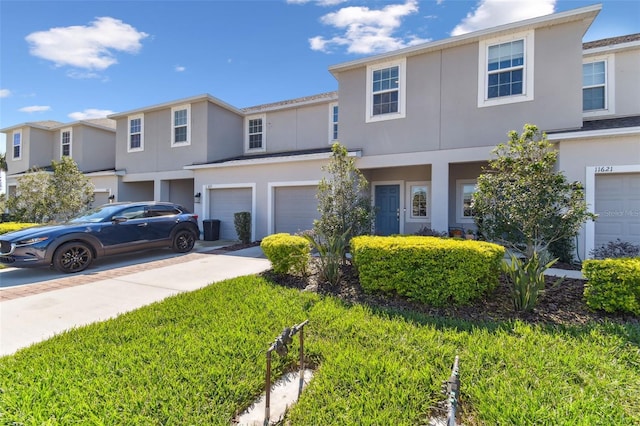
128,115 -> 144,152
245,114 -> 266,152
12,131 -> 22,160
61,128 -> 72,157
478,30 -> 534,107
171,105 -> 190,146
582,55 -> 615,116
329,102 -> 339,143
406,182 -> 430,221
366,58 -> 406,122
456,179 -> 477,223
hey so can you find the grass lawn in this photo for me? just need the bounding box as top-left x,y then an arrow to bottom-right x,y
1,275 -> 639,425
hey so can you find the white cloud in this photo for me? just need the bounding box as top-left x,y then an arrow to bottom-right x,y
310,0 -> 429,54
175,65 -> 186,72
26,17 -> 148,70
19,105 -> 51,113
0,89 -> 11,98
451,0 -> 556,36
68,109 -> 115,120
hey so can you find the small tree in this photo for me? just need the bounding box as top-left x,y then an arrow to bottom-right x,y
7,157 -> 94,223
473,124 -> 595,259
473,124 -> 596,311
48,156 -> 94,221
310,142 -> 374,284
314,142 -> 374,243
7,168 -> 52,222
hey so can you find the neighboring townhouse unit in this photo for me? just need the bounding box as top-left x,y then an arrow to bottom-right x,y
2,4 -> 638,260
107,94 -> 245,212
187,91 -> 339,241
1,119 -> 118,206
552,33 -> 640,256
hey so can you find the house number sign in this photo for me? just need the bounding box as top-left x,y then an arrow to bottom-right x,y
594,166 -> 614,173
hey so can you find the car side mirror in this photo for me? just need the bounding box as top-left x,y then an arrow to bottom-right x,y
112,216 -> 128,224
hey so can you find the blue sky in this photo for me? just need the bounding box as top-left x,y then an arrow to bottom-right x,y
1,0 -> 639,153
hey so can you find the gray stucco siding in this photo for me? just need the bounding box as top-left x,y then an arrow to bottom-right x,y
337,21 -> 589,157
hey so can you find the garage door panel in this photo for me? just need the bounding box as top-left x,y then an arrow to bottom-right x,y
209,188 -> 252,240
274,186 -> 319,234
595,173 -> 640,247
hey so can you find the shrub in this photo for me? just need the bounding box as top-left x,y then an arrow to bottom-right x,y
233,212 -> 251,244
350,235 -> 504,306
590,239 -> 640,259
0,222 -> 40,235
548,235 -> 575,264
583,258 -> 640,315
261,233 -> 310,275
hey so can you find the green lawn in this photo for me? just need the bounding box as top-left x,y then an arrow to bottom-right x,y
1,276 -> 638,425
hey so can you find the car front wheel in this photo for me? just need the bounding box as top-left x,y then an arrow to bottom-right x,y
53,242 -> 94,273
172,229 -> 196,253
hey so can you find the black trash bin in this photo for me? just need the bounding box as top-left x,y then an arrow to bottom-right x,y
203,219 -> 220,241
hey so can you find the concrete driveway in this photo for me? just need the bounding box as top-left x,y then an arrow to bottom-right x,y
0,242 -> 271,356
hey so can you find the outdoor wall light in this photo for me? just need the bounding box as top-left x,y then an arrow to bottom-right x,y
108,194 -> 115,203
194,192 -> 201,203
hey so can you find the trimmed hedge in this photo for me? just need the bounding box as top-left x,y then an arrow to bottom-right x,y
260,233 -> 310,275
583,258 -> 640,315
0,222 -> 40,235
350,235 -> 505,306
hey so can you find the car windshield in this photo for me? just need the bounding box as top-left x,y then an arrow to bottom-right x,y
68,205 -> 129,223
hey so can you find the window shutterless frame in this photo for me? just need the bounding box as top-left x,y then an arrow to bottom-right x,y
365,58 -> 406,123
478,30 -> 534,108
127,114 -> 144,152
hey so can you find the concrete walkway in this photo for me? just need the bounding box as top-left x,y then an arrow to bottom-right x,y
0,243 -> 271,356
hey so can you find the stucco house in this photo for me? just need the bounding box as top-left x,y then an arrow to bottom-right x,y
2,4 -> 639,260
1,118 -> 118,206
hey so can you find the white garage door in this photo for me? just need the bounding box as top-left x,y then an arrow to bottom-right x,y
274,186 -> 319,234
594,173 -> 640,248
209,188 -> 252,240
92,192 -> 110,207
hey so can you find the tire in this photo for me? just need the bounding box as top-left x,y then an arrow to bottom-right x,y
53,241 -> 94,273
172,229 -> 196,253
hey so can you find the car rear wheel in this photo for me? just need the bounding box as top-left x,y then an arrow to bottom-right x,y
53,242 -> 94,273
172,229 -> 196,253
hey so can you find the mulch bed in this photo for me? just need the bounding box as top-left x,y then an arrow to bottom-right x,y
260,258 -> 638,327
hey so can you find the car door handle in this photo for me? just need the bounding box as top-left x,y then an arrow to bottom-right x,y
138,223 -> 148,227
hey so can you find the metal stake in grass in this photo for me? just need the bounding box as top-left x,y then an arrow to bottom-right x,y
447,356 -> 460,426
264,319 -> 309,426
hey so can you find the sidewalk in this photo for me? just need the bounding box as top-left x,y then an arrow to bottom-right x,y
0,243 -> 271,357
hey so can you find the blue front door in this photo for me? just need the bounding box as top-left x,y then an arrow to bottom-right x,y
375,185 -> 400,235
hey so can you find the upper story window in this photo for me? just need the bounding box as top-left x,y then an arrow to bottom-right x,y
583,55 -> 614,116
245,114 -> 266,152
128,115 -> 144,152
12,130 -> 22,160
487,40 -> 523,98
329,102 -> 339,143
171,105 -> 191,146
61,128 -> 72,157
365,58 -> 406,123
478,30 -> 534,108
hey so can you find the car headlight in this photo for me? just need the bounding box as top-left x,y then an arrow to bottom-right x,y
16,237 -> 49,247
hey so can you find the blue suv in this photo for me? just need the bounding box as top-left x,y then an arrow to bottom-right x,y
0,202 -> 200,273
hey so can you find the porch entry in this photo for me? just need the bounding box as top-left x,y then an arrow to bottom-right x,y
375,184 -> 400,235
